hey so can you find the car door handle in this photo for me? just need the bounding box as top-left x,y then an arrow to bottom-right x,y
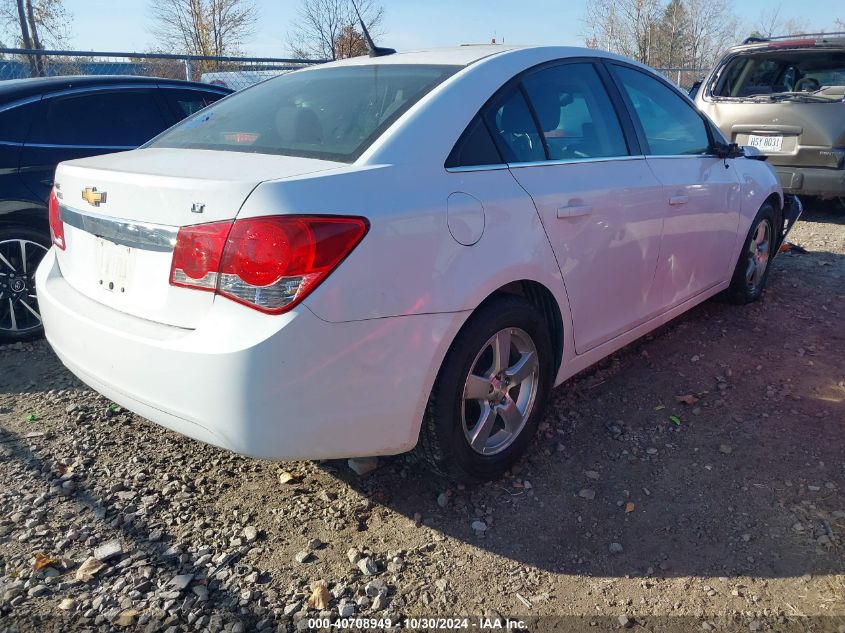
557,203 -> 593,219
669,195 -> 689,206
41,179 -> 54,187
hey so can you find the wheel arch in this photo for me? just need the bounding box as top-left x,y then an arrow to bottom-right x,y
0,205 -> 49,234
481,279 -> 565,376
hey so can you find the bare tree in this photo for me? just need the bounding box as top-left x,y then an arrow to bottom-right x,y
583,0 -> 663,65
584,0 -> 737,71
755,3 -> 809,38
684,0 -> 739,71
149,0 -> 258,59
287,0 -> 385,61
1,0 -> 70,75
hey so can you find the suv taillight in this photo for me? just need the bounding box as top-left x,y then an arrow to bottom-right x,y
170,215 -> 368,314
48,189 -> 65,250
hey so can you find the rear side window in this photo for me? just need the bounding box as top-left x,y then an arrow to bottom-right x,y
29,90 -> 167,147
149,65 -> 460,163
483,87 -> 545,163
162,88 -> 226,118
445,116 -> 502,168
522,62 -> 628,160
612,65 -> 710,156
0,101 -> 39,143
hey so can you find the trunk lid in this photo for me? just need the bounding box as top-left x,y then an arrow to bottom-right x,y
53,148 -> 343,328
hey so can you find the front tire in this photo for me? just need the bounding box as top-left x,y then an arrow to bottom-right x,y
417,295 -> 553,483
0,225 -> 50,344
723,202 -> 776,305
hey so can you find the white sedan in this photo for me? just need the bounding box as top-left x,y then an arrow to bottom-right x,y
37,45 -> 800,482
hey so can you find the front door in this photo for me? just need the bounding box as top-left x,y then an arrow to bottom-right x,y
608,64 -> 742,307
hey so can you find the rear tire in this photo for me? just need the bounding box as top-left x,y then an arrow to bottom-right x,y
417,295 -> 553,483
0,225 -> 50,344
722,202 -> 776,305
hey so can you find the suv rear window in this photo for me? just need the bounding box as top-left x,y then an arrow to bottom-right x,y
712,50 -> 845,99
149,64 -> 460,162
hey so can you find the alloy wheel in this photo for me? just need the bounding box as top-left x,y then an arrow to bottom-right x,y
0,239 -> 48,335
744,218 -> 772,292
461,327 -> 540,456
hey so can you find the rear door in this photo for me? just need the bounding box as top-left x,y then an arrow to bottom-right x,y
0,98 -> 40,209
492,60 -> 667,354
19,86 -> 170,202
608,63 -> 741,307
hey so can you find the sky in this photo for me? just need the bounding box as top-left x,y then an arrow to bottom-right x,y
61,0 -> 844,59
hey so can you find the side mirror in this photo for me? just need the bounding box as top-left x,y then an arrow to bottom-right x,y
713,142 -> 745,159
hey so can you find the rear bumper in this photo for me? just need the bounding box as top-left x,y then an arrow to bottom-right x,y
775,166 -> 845,198
36,249 -> 461,460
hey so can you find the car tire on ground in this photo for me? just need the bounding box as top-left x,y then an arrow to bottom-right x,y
0,224 -> 51,344
722,202 -> 777,305
417,295 -> 554,483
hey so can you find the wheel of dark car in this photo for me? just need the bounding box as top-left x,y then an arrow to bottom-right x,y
0,225 -> 50,343
417,295 -> 553,483
723,202 -> 777,305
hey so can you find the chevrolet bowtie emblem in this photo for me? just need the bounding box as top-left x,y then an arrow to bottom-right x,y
81,187 -> 107,206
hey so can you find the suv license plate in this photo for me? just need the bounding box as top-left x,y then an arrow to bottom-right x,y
95,237 -> 134,293
747,134 -> 784,152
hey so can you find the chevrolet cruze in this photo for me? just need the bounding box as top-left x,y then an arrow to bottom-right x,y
37,46 -> 800,482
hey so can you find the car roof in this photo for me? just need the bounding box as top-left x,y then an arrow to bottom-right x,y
318,44 -> 620,68
0,75 -> 232,103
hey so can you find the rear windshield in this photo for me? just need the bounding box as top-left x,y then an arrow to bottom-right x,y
148,64 -> 460,162
712,50 -> 845,99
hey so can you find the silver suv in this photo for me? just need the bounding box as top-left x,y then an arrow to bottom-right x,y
695,33 -> 845,202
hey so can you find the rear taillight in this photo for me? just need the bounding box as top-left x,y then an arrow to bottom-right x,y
170,221 -> 231,291
169,215 -> 368,314
48,189 -> 65,250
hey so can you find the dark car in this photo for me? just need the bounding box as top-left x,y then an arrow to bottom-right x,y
0,75 -> 231,342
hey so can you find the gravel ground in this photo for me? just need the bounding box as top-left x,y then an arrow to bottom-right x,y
1,205 -> 844,633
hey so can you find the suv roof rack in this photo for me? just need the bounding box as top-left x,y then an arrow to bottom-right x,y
743,31 -> 845,45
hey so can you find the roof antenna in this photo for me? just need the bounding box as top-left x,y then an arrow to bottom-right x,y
350,0 -> 395,57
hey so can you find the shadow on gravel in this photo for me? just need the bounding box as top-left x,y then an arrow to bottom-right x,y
320,271 -> 845,580
798,198 -> 845,225
0,430 -> 263,629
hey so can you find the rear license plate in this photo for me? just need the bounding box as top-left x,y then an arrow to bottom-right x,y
95,237 -> 134,293
747,134 -> 784,152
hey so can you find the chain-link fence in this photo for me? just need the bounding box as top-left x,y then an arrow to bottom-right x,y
654,67 -> 708,92
0,49 -> 326,91
0,49 -> 707,94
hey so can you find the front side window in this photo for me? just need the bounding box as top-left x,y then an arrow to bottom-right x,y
149,64 -> 460,162
613,65 -> 710,156
522,62 -> 628,160
29,90 -> 167,147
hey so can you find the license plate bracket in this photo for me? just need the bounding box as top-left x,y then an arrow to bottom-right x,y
95,237 -> 134,294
